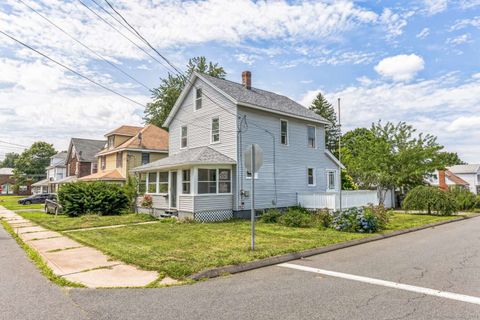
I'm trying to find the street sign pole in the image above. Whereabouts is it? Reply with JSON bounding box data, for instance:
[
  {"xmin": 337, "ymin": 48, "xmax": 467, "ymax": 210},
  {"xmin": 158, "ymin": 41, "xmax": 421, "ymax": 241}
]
[{"xmin": 251, "ymin": 144, "xmax": 255, "ymax": 250}]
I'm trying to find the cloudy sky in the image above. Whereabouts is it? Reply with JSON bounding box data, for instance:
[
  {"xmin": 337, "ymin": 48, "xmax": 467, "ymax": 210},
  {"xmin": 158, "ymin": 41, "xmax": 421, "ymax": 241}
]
[{"xmin": 0, "ymin": 0, "xmax": 479, "ymax": 162}]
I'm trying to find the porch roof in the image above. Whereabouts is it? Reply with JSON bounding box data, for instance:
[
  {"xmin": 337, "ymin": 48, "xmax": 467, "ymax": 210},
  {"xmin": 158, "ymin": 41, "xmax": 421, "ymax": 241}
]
[
  {"xmin": 31, "ymin": 178, "xmax": 49, "ymax": 187},
  {"xmin": 51, "ymin": 176, "xmax": 77, "ymax": 185},
  {"xmin": 132, "ymin": 146, "xmax": 236, "ymax": 172},
  {"xmin": 79, "ymin": 169, "xmax": 125, "ymax": 181}
]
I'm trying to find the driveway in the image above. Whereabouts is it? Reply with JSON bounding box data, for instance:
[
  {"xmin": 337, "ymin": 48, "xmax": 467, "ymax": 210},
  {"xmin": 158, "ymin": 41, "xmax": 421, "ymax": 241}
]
[{"xmin": 2, "ymin": 216, "xmax": 480, "ymax": 319}]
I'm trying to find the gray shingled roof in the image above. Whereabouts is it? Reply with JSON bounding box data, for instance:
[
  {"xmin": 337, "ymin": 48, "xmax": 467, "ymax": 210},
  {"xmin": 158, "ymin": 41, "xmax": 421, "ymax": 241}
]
[
  {"xmin": 199, "ymin": 73, "xmax": 329, "ymax": 123},
  {"xmin": 132, "ymin": 146, "xmax": 236, "ymax": 172},
  {"xmin": 71, "ymin": 138, "xmax": 106, "ymax": 162},
  {"xmin": 448, "ymin": 164, "xmax": 480, "ymax": 174}
]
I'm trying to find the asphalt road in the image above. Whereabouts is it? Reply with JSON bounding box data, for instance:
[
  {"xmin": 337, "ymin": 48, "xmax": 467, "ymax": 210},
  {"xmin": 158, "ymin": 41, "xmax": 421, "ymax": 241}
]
[{"xmin": 2, "ymin": 217, "xmax": 480, "ymax": 320}]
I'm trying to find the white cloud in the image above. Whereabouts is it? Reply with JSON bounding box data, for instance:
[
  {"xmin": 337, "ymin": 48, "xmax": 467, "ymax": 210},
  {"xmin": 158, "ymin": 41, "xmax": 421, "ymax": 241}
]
[
  {"xmin": 459, "ymin": 0, "xmax": 480, "ymax": 9},
  {"xmin": 416, "ymin": 28, "xmax": 430, "ymax": 39},
  {"xmin": 450, "ymin": 16, "xmax": 480, "ymax": 30},
  {"xmin": 379, "ymin": 8, "xmax": 408, "ymax": 39},
  {"xmin": 235, "ymin": 53, "xmax": 257, "ymax": 65},
  {"xmin": 424, "ymin": 0, "xmax": 448, "ymax": 15},
  {"xmin": 446, "ymin": 33, "xmax": 472, "ymax": 45},
  {"xmin": 374, "ymin": 54, "xmax": 425, "ymax": 82},
  {"xmin": 299, "ymin": 74, "xmax": 480, "ymax": 162}
]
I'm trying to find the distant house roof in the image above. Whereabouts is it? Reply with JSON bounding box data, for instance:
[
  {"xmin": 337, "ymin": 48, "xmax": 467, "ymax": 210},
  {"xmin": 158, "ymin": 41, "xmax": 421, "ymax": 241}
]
[
  {"xmin": 54, "ymin": 151, "xmax": 68, "ymax": 160},
  {"xmin": 132, "ymin": 146, "xmax": 236, "ymax": 172},
  {"xmin": 70, "ymin": 138, "xmax": 107, "ymax": 162},
  {"xmin": 448, "ymin": 164, "xmax": 480, "ymax": 174},
  {"xmin": 31, "ymin": 178, "xmax": 49, "ymax": 187},
  {"xmin": 0, "ymin": 168, "xmax": 14, "ymax": 175},
  {"xmin": 105, "ymin": 125, "xmax": 143, "ymax": 137},
  {"xmin": 79, "ymin": 169, "xmax": 125, "ymax": 181},
  {"xmin": 97, "ymin": 124, "xmax": 169, "ymax": 156},
  {"xmin": 164, "ymin": 72, "xmax": 330, "ymax": 126},
  {"xmin": 47, "ymin": 151, "xmax": 68, "ymax": 168}
]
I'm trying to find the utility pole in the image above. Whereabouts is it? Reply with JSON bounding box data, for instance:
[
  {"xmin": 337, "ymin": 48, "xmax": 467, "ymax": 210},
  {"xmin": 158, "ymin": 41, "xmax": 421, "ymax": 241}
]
[
  {"xmin": 338, "ymin": 98, "xmax": 342, "ymax": 212},
  {"xmin": 250, "ymin": 144, "xmax": 255, "ymax": 250}
]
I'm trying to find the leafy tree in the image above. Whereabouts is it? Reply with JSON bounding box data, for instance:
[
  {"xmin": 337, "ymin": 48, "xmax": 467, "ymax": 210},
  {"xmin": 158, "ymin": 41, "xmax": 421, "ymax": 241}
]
[
  {"xmin": 0, "ymin": 152, "xmax": 19, "ymax": 168},
  {"xmin": 309, "ymin": 92, "xmax": 340, "ymax": 156},
  {"xmin": 14, "ymin": 141, "xmax": 56, "ymax": 181},
  {"xmin": 341, "ymin": 122, "xmax": 445, "ymax": 204},
  {"xmin": 144, "ymin": 56, "xmax": 226, "ymax": 129},
  {"xmin": 436, "ymin": 152, "xmax": 465, "ymax": 167},
  {"xmin": 402, "ymin": 185, "xmax": 457, "ymax": 215},
  {"xmin": 124, "ymin": 175, "xmax": 139, "ymax": 212},
  {"xmin": 341, "ymin": 170, "xmax": 358, "ymax": 190}
]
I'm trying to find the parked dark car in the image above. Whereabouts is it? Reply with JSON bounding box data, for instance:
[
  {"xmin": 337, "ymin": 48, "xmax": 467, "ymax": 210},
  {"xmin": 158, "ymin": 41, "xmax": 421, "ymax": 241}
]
[
  {"xmin": 17, "ymin": 193, "xmax": 55, "ymax": 205},
  {"xmin": 45, "ymin": 195, "xmax": 63, "ymax": 215}
]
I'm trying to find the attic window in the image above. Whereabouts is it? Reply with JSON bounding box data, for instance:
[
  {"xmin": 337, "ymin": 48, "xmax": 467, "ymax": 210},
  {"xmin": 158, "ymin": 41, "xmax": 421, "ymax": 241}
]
[
  {"xmin": 195, "ymin": 88, "xmax": 202, "ymax": 110},
  {"xmin": 108, "ymin": 136, "xmax": 115, "ymax": 148}
]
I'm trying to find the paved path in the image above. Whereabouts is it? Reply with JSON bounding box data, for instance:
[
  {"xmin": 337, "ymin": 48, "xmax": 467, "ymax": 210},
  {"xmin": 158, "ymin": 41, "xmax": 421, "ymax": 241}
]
[
  {"xmin": 2, "ymin": 209, "xmax": 480, "ymax": 319},
  {"xmin": 0, "ymin": 207, "xmax": 159, "ymax": 288}
]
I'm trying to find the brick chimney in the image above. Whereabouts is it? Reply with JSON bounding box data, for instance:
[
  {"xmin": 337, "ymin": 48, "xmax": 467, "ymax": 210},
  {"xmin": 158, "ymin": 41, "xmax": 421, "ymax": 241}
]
[
  {"xmin": 242, "ymin": 71, "xmax": 251, "ymax": 89},
  {"xmin": 438, "ymin": 170, "xmax": 448, "ymax": 190}
]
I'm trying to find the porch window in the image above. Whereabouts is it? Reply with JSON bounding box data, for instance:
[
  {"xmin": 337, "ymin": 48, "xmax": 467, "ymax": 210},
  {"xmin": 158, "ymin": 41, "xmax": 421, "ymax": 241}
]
[
  {"xmin": 138, "ymin": 173, "xmax": 146, "ymax": 194},
  {"xmin": 141, "ymin": 153, "xmax": 150, "ymax": 165},
  {"xmin": 116, "ymin": 152, "xmax": 123, "ymax": 168},
  {"xmin": 195, "ymin": 88, "xmax": 202, "ymax": 110},
  {"xmin": 326, "ymin": 170, "xmax": 336, "ymax": 190},
  {"xmin": 211, "ymin": 117, "xmax": 220, "ymax": 143},
  {"xmin": 307, "ymin": 126, "xmax": 316, "ymax": 148},
  {"xmin": 159, "ymin": 172, "xmax": 169, "ymax": 193},
  {"xmin": 280, "ymin": 120, "xmax": 288, "ymax": 145},
  {"xmin": 198, "ymin": 169, "xmax": 217, "ymax": 194},
  {"xmin": 181, "ymin": 126, "xmax": 188, "ymax": 148},
  {"xmin": 219, "ymin": 169, "xmax": 231, "ymax": 193},
  {"xmin": 148, "ymin": 172, "xmax": 157, "ymax": 193},
  {"xmin": 182, "ymin": 169, "xmax": 191, "ymax": 194},
  {"xmin": 307, "ymin": 168, "xmax": 315, "ymax": 186}
]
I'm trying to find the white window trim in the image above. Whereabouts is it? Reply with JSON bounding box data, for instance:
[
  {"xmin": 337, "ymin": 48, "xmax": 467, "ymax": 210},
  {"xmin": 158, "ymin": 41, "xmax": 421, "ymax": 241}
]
[
  {"xmin": 196, "ymin": 168, "xmax": 233, "ymax": 195},
  {"xmin": 194, "ymin": 87, "xmax": 202, "ymax": 111},
  {"xmin": 326, "ymin": 169, "xmax": 337, "ymax": 191},
  {"xmin": 280, "ymin": 119, "xmax": 289, "ymax": 146},
  {"xmin": 307, "ymin": 125, "xmax": 316, "ymax": 149},
  {"xmin": 145, "ymin": 171, "xmax": 169, "ymax": 195},
  {"xmin": 180, "ymin": 126, "xmax": 188, "ymax": 149},
  {"xmin": 182, "ymin": 169, "xmax": 191, "ymax": 194},
  {"xmin": 307, "ymin": 168, "xmax": 316, "ymax": 186},
  {"xmin": 210, "ymin": 116, "xmax": 220, "ymax": 144}
]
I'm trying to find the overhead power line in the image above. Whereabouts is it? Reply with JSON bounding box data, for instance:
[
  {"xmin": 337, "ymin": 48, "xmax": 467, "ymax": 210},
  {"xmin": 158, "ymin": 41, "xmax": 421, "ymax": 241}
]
[
  {"xmin": 0, "ymin": 140, "xmax": 28, "ymax": 148},
  {"xmin": 0, "ymin": 29, "xmax": 146, "ymax": 107}
]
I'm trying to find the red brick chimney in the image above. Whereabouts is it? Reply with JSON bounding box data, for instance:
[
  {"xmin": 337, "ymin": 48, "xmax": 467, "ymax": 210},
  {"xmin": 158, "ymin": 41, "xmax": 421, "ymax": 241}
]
[
  {"xmin": 438, "ymin": 170, "xmax": 448, "ymax": 190},
  {"xmin": 242, "ymin": 71, "xmax": 251, "ymax": 89}
]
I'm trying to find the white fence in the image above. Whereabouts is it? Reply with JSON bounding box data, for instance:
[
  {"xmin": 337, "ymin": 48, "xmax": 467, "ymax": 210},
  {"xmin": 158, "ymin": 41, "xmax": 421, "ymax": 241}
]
[{"xmin": 297, "ymin": 190, "xmax": 393, "ymax": 210}]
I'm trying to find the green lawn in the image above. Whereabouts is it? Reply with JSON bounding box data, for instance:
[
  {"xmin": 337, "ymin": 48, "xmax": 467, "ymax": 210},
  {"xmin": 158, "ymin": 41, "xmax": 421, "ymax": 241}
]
[
  {"xmin": 16, "ymin": 211, "xmax": 157, "ymax": 231},
  {"xmin": 0, "ymin": 195, "xmax": 43, "ymax": 211},
  {"xmin": 61, "ymin": 213, "xmax": 461, "ymax": 279}
]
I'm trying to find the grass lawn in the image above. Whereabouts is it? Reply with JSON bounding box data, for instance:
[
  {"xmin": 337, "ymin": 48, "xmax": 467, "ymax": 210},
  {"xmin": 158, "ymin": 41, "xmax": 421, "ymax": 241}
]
[
  {"xmin": 0, "ymin": 195, "xmax": 43, "ymax": 211},
  {"xmin": 16, "ymin": 211, "xmax": 157, "ymax": 231},
  {"xmin": 62, "ymin": 212, "xmax": 462, "ymax": 279}
]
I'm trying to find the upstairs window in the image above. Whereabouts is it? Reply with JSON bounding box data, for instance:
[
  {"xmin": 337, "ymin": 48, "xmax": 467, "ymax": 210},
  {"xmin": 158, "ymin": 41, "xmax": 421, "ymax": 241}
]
[
  {"xmin": 92, "ymin": 162, "xmax": 98, "ymax": 174},
  {"xmin": 280, "ymin": 120, "xmax": 288, "ymax": 145},
  {"xmin": 100, "ymin": 156, "xmax": 106, "ymax": 170},
  {"xmin": 195, "ymin": 88, "xmax": 202, "ymax": 110},
  {"xmin": 108, "ymin": 136, "xmax": 115, "ymax": 149},
  {"xmin": 182, "ymin": 170, "xmax": 191, "ymax": 194},
  {"xmin": 211, "ymin": 117, "xmax": 220, "ymax": 143},
  {"xmin": 116, "ymin": 152, "xmax": 123, "ymax": 168},
  {"xmin": 181, "ymin": 126, "xmax": 188, "ymax": 148},
  {"xmin": 141, "ymin": 152, "xmax": 150, "ymax": 165},
  {"xmin": 307, "ymin": 126, "xmax": 316, "ymax": 148}
]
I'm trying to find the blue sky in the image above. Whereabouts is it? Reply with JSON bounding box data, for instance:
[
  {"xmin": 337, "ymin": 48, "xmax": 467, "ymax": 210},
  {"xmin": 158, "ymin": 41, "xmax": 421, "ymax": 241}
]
[{"xmin": 0, "ymin": 0, "xmax": 479, "ymax": 161}]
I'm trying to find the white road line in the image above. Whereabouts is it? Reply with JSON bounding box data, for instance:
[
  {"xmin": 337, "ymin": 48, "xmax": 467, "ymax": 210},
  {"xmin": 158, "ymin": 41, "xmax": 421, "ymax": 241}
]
[{"xmin": 278, "ymin": 263, "xmax": 480, "ymax": 306}]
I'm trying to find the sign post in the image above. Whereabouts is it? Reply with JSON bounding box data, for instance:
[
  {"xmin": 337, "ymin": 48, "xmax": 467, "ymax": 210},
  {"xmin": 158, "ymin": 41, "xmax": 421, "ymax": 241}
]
[{"xmin": 244, "ymin": 144, "xmax": 263, "ymax": 250}]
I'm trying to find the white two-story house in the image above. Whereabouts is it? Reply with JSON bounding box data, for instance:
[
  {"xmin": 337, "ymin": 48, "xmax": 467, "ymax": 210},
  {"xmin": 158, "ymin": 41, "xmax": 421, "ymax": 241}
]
[{"xmin": 133, "ymin": 71, "xmax": 342, "ymax": 221}]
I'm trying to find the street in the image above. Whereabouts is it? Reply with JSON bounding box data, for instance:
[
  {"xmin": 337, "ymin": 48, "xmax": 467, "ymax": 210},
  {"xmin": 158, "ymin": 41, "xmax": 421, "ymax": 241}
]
[{"xmin": 2, "ymin": 217, "xmax": 479, "ymax": 320}]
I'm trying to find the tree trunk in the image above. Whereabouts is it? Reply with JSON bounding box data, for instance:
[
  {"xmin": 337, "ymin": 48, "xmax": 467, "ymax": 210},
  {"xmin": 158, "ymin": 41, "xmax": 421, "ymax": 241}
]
[{"xmin": 377, "ymin": 186, "xmax": 386, "ymax": 206}]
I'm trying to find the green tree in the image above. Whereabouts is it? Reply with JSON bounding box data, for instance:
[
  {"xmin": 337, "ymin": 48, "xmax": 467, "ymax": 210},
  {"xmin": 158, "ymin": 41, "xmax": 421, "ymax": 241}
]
[
  {"xmin": 144, "ymin": 56, "xmax": 226, "ymax": 129},
  {"xmin": 14, "ymin": 141, "xmax": 56, "ymax": 182},
  {"xmin": 341, "ymin": 170, "xmax": 358, "ymax": 190},
  {"xmin": 0, "ymin": 152, "xmax": 19, "ymax": 168},
  {"xmin": 309, "ymin": 92, "xmax": 340, "ymax": 156},
  {"xmin": 436, "ymin": 151, "xmax": 465, "ymax": 167},
  {"xmin": 341, "ymin": 122, "xmax": 444, "ymax": 204}
]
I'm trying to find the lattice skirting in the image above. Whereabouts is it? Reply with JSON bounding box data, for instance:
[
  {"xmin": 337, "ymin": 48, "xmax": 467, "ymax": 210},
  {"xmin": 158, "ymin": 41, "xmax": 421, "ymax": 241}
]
[{"xmin": 195, "ymin": 209, "xmax": 233, "ymax": 222}]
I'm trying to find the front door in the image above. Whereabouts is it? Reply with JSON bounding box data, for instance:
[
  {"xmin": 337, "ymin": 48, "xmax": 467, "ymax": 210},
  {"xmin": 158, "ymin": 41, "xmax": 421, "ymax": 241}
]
[{"xmin": 170, "ymin": 171, "xmax": 177, "ymax": 208}]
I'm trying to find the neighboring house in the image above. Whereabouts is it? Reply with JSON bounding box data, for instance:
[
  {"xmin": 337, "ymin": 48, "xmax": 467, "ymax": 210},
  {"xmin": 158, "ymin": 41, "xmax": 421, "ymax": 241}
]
[
  {"xmin": 448, "ymin": 164, "xmax": 480, "ymax": 194},
  {"xmin": 80, "ymin": 124, "xmax": 169, "ymax": 183},
  {"xmin": 426, "ymin": 169, "xmax": 470, "ymax": 191},
  {"xmin": 31, "ymin": 179, "xmax": 49, "ymax": 194},
  {"xmin": 0, "ymin": 168, "xmax": 15, "ymax": 194},
  {"xmin": 64, "ymin": 138, "xmax": 107, "ymax": 183},
  {"xmin": 46, "ymin": 151, "xmax": 67, "ymax": 192},
  {"xmin": 132, "ymin": 71, "xmax": 342, "ymax": 221}
]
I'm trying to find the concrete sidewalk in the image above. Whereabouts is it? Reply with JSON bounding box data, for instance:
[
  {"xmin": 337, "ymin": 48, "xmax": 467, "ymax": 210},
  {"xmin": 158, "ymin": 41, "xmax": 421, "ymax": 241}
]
[{"xmin": 0, "ymin": 206, "xmax": 161, "ymax": 288}]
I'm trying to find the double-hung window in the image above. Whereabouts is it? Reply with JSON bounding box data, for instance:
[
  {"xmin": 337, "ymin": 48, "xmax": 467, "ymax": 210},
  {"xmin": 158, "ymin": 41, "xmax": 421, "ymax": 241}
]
[
  {"xmin": 138, "ymin": 173, "xmax": 146, "ymax": 194},
  {"xmin": 182, "ymin": 170, "xmax": 191, "ymax": 194},
  {"xmin": 197, "ymin": 168, "xmax": 232, "ymax": 194},
  {"xmin": 307, "ymin": 126, "xmax": 316, "ymax": 148},
  {"xmin": 100, "ymin": 156, "xmax": 106, "ymax": 170},
  {"xmin": 159, "ymin": 172, "xmax": 169, "ymax": 193},
  {"xmin": 326, "ymin": 170, "xmax": 336, "ymax": 191},
  {"xmin": 195, "ymin": 88, "xmax": 202, "ymax": 110},
  {"xmin": 218, "ymin": 169, "xmax": 231, "ymax": 193},
  {"xmin": 211, "ymin": 117, "xmax": 220, "ymax": 143},
  {"xmin": 147, "ymin": 172, "xmax": 157, "ymax": 193},
  {"xmin": 280, "ymin": 120, "xmax": 288, "ymax": 145},
  {"xmin": 181, "ymin": 126, "xmax": 188, "ymax": 148},
  {"xmin": 141, "ymin": 153, "xmax": 150, "ymax": 165},
  {"xmin": 116, "ymin": 152, "xmax": 123, "ymax": 168},
  {"xmin": 307, "ymin": 168, "xmax": 315, "ymax": 186}
]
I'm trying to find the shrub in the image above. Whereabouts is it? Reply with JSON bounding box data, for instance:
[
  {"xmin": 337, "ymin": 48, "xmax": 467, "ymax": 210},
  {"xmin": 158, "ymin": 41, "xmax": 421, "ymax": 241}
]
[
  {"xmin": 402, "ymin": 186, "xmax": 457, "ymax": 216},
  {"xmin": 260, "ymin": 209, "xmax": 282, "ymax": 223},
  {"xmin": 331, "ymin": 207, "xmax": 379, "ymax": 233},
  {"xmin": 476, "ymin": 195, "xmax": 480, "ymax": 209},
  {"xmin": 312, "ymin": 208, "xmax": 332, "ymax": 228},
  {"xmin": 58, "ymin": 181, "xmax": 129, "ymax": 217},
  {"xmin": 278, "ymin": 208, "xmax": 313, "ymax": 228},
  {"xmin": 140, "ymin": 194, "xmax": 153, "ymax": 208},
  {"xmin": 449, "ymin": 186, "xmax": 476, "ymax": 211},
  {"xmin": 364, "ymin": 204, "xmax": 391, "ymax": 230}
]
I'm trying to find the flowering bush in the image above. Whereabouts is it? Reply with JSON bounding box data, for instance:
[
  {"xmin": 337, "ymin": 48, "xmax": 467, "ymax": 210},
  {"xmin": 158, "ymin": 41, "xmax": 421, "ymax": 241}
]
[
  {"xmin": 140, "ymin": 194, "xmax": 153, "ymax": 208},
  {"xmin": 331, "ymin": 207, "xmax": 379, "ymax": 233}
]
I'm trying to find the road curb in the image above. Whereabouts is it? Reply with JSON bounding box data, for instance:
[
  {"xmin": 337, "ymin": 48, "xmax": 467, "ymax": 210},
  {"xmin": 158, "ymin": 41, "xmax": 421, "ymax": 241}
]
[{"xmin": 190, "ymin": 213, "xmax": 480, "ymax": 280}]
